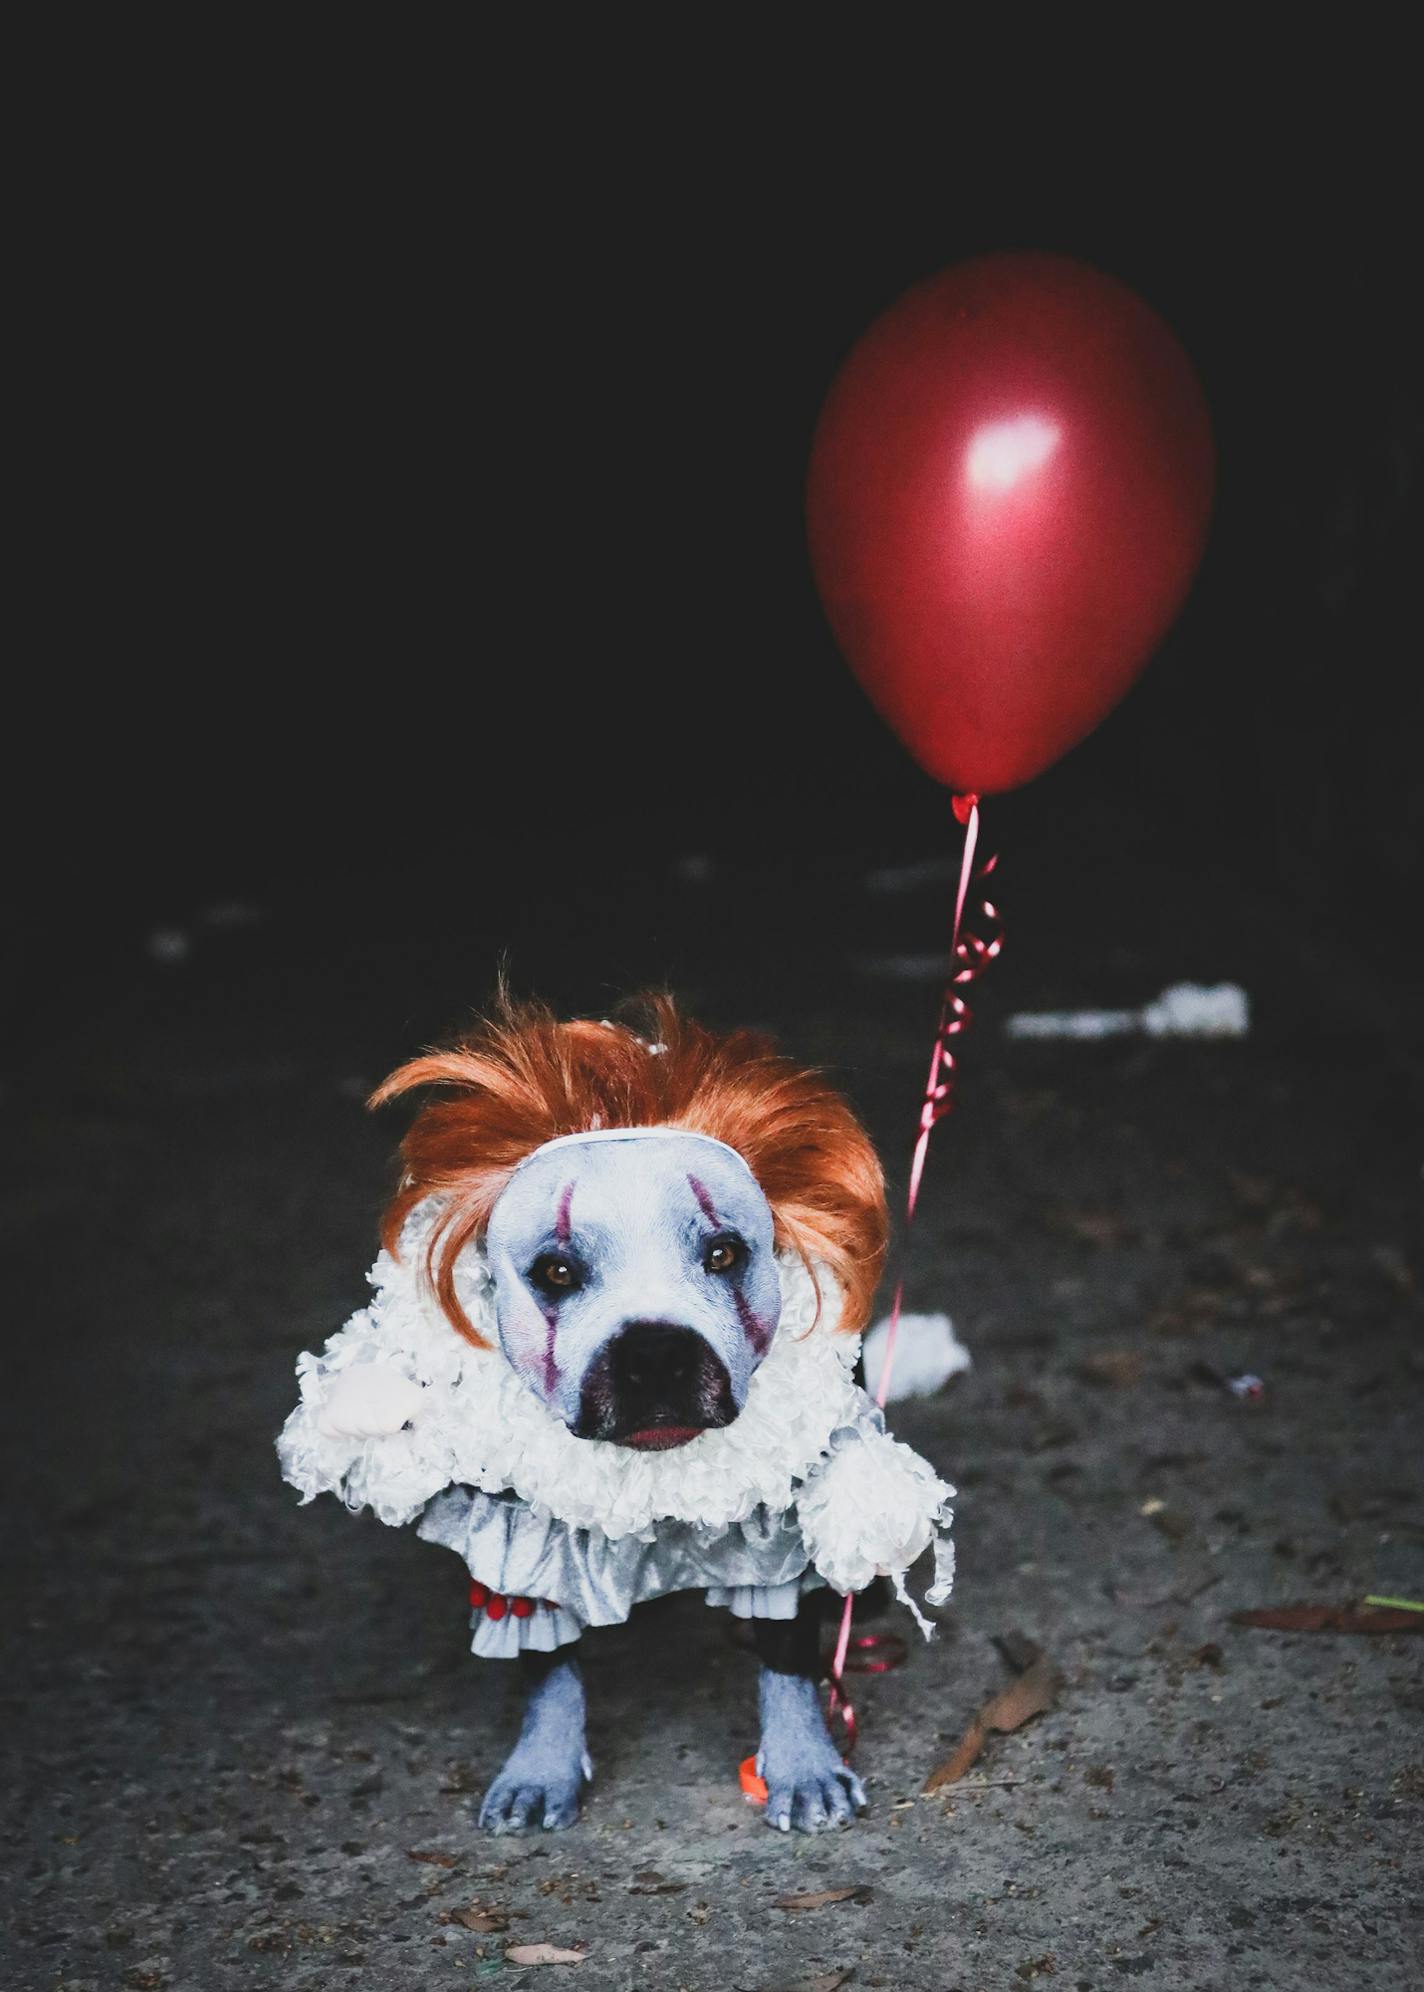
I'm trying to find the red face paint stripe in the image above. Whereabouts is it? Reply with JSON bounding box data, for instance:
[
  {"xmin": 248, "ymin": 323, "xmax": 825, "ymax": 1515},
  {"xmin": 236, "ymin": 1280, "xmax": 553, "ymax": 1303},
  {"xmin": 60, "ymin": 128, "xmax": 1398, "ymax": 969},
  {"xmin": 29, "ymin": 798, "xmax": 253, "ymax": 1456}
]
[
  {"xmin": 733, "ymin": 1285, "xmax": 773, "ymax": 1358},
  {"xmin": 543, "ymin": 1180, "xmax": 575, "ymax": 1393},
  {"xmin": 687, "ymin": 1174, "xmax": 720, "ymax": 1227},
  {"xmin": 541, "ymin": 1309, "xmax": 562, "ymax": 1394}
]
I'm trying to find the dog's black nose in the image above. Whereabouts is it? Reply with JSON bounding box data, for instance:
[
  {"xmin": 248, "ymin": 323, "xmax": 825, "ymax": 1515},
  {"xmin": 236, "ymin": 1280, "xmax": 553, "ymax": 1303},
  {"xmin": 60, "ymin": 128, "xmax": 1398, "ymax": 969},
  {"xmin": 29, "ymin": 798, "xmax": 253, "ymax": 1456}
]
[
  {"xmin": 574, "ymin": 1322, "xmax": 736, "ymax": 1446},
  {"xmin": 613, "ymin": 1322, "xmax": 698, "ymax": 1389}
]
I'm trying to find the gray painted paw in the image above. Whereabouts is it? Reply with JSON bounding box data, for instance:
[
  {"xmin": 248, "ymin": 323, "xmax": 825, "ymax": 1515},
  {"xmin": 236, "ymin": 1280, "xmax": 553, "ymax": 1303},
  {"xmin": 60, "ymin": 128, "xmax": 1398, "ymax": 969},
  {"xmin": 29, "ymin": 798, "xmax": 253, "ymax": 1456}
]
[
  {"xmin": 760, "ymin": 1749, "xmax": 866, "ymax": 1833},
  {"xmin": 478, "ymin": 1747, "xmax": 590, "ymax": 1834},
  {"xmin": 757, "ymin": 1666, "xmax": 866, "ymax": 1832}
]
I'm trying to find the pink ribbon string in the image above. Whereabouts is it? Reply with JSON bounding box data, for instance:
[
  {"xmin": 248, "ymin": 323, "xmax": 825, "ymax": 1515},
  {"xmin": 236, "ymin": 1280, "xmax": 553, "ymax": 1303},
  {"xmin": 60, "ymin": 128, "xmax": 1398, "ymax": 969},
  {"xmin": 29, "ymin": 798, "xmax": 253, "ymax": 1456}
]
[{"xmin": 825, "ymin": 793, "xmax": 1003, "ymax": 1748}]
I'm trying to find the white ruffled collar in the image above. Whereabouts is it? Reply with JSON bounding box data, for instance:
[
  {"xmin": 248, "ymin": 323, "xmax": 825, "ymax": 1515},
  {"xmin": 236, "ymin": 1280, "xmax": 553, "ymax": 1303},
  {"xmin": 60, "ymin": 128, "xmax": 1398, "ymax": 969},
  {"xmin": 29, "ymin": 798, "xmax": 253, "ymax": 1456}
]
[{"xmin": 281, "ymin": 1203, "xmax": 869, "ymax": 1541}]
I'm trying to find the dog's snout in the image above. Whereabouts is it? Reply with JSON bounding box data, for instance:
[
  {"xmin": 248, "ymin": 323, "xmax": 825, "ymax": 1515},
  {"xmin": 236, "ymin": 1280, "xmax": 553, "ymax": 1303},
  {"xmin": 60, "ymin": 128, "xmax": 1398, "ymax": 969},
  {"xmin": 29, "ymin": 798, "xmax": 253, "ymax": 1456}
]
[{"xmin": 574, "ymin": 1321, "xmax": 736, "ymax": 1447}]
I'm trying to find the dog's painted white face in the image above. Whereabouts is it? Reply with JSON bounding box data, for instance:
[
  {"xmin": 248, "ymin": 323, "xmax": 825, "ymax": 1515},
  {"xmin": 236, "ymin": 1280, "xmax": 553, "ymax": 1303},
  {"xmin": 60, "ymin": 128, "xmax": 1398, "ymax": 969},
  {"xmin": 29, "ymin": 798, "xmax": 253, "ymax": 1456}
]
[{"xmin": 484, "ymin": 1134, "xmax": 781, "ymax": 1448}]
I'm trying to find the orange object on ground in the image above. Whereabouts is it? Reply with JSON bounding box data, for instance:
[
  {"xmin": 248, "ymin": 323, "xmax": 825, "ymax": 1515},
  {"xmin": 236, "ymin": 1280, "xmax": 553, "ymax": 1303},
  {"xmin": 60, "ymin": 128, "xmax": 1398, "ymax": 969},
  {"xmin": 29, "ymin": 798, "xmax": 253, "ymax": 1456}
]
[{"xmin": 738, "ymin": 1755, "xmax": 768, "ymax": 1805}]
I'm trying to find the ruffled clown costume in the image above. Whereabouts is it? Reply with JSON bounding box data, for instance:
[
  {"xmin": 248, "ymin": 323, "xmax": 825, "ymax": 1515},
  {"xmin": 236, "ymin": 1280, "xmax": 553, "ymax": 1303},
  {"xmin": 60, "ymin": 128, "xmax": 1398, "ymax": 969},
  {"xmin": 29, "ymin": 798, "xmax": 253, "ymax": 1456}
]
[{"xmin": 276, "ymin": 1200, "xmax": 955, "ymax": 1658}]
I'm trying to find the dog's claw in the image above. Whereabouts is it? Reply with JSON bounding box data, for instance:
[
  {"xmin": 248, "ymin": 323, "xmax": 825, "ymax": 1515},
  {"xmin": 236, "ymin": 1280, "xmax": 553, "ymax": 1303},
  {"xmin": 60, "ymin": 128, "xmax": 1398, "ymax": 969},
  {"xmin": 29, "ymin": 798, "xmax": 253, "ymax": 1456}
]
[
  {"xmin": 478, "ymin": 1734, "xmax": 588, "ymax": 1834},
  {"xmin": 479, "ymin": 1766, "xmax": 585, "ymax": 1834},
  {"xmin": 763, "ymin": 1763, "xmax": 864, "ymax": 1832}
]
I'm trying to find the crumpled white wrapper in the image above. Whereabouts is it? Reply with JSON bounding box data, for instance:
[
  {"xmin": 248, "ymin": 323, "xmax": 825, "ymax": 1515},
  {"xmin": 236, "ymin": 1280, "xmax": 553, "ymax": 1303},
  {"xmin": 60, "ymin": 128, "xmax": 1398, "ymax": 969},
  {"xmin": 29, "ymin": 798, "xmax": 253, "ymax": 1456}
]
[{"xmin": 862, "ymin": 1310, "xmax": 972, "ymax": 1402}]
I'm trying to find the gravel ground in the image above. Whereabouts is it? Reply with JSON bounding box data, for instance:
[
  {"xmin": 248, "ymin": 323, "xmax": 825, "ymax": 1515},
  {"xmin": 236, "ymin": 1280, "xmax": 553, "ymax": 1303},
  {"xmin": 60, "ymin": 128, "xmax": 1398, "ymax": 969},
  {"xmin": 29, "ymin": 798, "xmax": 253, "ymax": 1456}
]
[{"xmin": 4, "ymin": 823, "xmax": 1421, "ymax": 1991}]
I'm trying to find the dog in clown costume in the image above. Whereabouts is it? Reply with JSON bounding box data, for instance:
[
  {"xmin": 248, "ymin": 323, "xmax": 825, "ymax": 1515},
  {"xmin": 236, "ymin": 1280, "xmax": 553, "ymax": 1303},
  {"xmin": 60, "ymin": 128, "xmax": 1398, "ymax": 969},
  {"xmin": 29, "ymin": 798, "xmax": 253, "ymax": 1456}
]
[{"xmin": 277, "ymin": 996, "xmax": 954, "ymax": 1834}]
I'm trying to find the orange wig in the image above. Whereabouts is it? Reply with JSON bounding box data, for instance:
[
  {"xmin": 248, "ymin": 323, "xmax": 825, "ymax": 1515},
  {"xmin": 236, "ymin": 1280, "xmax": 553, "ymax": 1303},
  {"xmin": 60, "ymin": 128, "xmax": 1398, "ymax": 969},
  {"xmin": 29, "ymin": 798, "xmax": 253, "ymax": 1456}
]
[{"xmin": 370, "ymin": 994, "xmax": 888, "ymax": 1349}]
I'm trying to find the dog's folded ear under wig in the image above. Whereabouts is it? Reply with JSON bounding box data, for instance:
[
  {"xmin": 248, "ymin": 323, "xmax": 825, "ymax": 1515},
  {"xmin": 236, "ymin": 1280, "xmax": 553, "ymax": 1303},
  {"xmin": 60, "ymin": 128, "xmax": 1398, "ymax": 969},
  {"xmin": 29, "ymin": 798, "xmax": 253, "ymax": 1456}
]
[{"xmin": 369, "ymin": 993, "xmax": 888, "ymax": 1349}]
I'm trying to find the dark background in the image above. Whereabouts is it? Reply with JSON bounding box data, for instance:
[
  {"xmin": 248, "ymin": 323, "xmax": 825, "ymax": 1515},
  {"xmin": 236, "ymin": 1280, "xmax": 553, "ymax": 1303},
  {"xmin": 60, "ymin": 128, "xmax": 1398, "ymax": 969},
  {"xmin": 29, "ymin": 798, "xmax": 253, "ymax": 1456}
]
[{"xmin": 14, "ymin": 75, "xmax": 1421, "ymax": 1044}]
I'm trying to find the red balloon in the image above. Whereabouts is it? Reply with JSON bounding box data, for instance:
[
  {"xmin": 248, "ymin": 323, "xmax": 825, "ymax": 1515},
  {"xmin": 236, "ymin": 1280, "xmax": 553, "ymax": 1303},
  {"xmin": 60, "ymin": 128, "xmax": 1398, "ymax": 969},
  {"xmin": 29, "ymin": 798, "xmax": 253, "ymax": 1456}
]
[{"xmin": 806, "ymin": 252, "xmax": 1215, "ymax": 794}]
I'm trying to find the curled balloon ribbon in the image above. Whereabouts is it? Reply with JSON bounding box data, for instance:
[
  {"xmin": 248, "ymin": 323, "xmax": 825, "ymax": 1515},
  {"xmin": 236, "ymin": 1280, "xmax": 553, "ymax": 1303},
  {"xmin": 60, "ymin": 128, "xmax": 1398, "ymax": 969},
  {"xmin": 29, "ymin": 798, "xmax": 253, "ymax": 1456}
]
[
  {"xmin": 824, "ymin": 793, "xmax": 1003, "ymax": 1752},
  {"xmin": 739, "ymin": 800, "xmax": 1000, "ymax": 1801}
]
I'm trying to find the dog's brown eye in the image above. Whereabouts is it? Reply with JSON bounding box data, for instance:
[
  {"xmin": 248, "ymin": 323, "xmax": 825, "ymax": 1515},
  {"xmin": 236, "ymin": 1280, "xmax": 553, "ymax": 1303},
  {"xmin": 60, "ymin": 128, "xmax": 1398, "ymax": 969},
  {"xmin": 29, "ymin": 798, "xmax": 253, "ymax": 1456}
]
[
  {"xmin": 704, "ymin": 1237, "xmax": 744, "ymax": 1275},
  {"xmin": 530, "ymin": 1254, "xmax": 581, "ymax": 1296}
]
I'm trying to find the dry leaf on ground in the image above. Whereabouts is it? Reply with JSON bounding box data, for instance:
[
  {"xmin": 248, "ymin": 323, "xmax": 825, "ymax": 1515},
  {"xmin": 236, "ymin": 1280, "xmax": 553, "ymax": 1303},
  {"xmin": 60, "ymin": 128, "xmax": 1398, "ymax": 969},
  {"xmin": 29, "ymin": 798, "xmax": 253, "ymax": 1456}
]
[
  {"xmin": 924, "ymin": 1636, "xmax": 1062, "ymax": 1793},
  {"xmin": 1232, "ymin": 1604, "xmax": 1423, "ymax": 1634},
  {"xmin": 451, "ymin": 1907, "xmax": 509, "ymax": 1933},
  {"xmin": 1077, "ymin": 1349, "xmax": 1145, "ymax": 1388},
  {"xmin": 407, "ymin": 1848, "xmax": 459, "ymax": 1868},
  {"xmin": 774, "ymin": 1885, "xmax": 873, "ymax": 1911},
  {"xmin": 504, "ymin": 1942, "xmax": 588, "ymax": 1965}
]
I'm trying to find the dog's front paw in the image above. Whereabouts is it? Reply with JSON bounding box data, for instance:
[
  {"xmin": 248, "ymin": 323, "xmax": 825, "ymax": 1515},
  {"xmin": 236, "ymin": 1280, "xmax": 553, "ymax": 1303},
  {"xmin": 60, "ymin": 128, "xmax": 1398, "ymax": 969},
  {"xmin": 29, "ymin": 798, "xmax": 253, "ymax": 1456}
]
[
  {"xmin": 761, "ymin": 1750, "xmax": 866, "ymax": 1834},
  {"xmin": 478, "ymin": 1744, "xmax": 591, "ymax": 1834},
  {"xmin": 757, "ymin": 1670, "xmax": 866, "ymax": 1832}
]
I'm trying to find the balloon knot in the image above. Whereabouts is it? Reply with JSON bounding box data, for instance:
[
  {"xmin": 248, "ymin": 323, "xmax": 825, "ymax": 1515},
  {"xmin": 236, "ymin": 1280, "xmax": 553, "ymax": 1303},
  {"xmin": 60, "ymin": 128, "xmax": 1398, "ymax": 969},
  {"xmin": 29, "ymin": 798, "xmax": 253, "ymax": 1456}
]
[{"xmin": 951, "ymin": 793, "xmax": 979, "ymax": 825}]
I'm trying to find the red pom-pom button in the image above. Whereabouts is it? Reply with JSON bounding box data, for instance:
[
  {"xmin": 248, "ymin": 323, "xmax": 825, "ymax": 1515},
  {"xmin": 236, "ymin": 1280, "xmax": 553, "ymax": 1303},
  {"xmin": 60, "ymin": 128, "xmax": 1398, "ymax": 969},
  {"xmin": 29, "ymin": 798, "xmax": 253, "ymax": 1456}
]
[
  {"xmin": 511, "ymin": 1596, "xmax": 534, "ymax": 1619},
  {"xmin": 486, "ymin": 1594, "xmax": 507, "ymax": 1621},
  {"xmin": 469, "ymin": 1581, "xmax": 488, "ymax": 1609}
]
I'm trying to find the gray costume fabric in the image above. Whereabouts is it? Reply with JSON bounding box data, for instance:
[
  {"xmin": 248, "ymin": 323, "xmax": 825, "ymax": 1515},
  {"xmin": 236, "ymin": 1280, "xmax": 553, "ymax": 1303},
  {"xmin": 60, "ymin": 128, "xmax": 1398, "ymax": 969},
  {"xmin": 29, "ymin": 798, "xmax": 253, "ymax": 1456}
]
[{"xmin": 418, "ymin": 1487, "xmax": 824, "ymax": 1657}]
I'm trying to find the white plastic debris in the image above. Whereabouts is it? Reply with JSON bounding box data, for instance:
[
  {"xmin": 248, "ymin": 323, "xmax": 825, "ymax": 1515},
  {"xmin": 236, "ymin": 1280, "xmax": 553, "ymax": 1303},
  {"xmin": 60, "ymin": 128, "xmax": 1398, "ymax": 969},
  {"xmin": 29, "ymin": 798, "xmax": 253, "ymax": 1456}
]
[
  {"xmin": 1004, "ymin": 982, "xmax": 1249, "ymax": 1042},
  {"xmin": 1142, "ymin": 983, "xmax": 1249, "ymax": 1037},
  {"xmin": 862, "ymin": 1311, "xmax": 972, "ymax": 1403},
  {"xmin": 146, "ymin": 927, "xmax": 191, "ymax": 965}
]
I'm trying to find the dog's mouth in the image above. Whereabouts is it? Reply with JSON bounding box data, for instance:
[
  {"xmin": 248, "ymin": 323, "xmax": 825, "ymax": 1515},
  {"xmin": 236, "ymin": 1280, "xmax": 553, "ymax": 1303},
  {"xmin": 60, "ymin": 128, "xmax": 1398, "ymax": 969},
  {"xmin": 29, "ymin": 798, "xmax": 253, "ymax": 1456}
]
[{"xmin": 618, "ymin": 1423, "xmax": 706, "ymax": 1451}]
